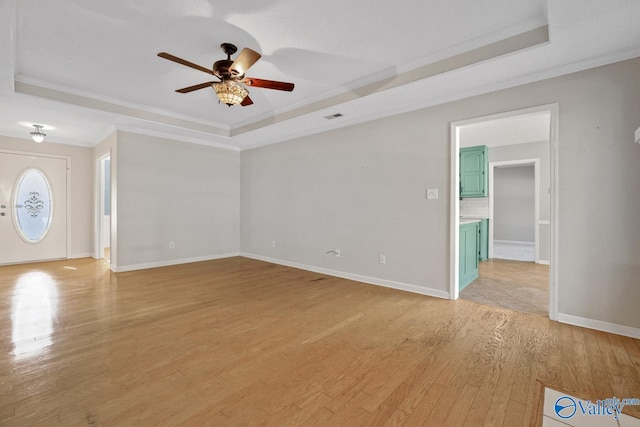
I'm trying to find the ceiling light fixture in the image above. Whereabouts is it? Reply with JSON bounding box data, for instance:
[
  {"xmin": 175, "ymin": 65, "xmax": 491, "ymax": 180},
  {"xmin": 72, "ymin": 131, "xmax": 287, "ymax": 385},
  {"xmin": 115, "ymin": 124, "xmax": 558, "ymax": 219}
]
[
  {"xmin": 212, "ymin": 81, "xmax": 248, "ymax": 107},
  {"xmin": 30, "ymin": 124, "xmax": 46, "ymax": 143}
]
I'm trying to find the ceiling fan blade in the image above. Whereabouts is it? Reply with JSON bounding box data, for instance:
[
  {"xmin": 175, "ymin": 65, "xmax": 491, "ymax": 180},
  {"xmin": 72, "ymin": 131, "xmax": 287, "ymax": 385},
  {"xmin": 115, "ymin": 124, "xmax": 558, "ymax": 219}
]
[
  {"xmin": 230, "ymin": 48, "xmax": 261, "ymax": 76},
  {"xmin": 243, "ymin": 77, "xmax": 294, "ymax": 92},
  {"xmin": 175, "ymin": 81, "xmax": 216, "ymax": 93},
  {"xmin": 158, "ymin": 52, "xmax": 213, "ymax": 75},
  {"xmin": 241, "ymin": 95, "xmax": 254, "ymax": 106}
]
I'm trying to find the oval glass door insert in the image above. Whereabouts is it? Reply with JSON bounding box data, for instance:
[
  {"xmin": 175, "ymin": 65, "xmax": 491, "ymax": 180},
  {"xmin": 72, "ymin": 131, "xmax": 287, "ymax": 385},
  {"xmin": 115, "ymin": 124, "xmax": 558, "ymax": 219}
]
[{"xmin": 14, "ymin": 169, "xmax": 53, "ymax": 242}]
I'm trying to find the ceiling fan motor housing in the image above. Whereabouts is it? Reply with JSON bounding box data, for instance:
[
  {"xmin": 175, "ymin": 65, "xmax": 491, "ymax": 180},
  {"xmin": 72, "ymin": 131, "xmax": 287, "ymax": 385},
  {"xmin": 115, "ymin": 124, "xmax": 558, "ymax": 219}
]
[{"xmin": 213, "ymin": 59, "xmax": 236, "ymax": 79}]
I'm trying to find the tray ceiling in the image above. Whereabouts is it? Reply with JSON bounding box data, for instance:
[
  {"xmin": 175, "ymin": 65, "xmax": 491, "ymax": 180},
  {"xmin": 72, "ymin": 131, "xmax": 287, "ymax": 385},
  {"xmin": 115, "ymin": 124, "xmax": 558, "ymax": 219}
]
[{"xmin": 1, "ymin": 0, "xmax": 639, "ymax": 149}]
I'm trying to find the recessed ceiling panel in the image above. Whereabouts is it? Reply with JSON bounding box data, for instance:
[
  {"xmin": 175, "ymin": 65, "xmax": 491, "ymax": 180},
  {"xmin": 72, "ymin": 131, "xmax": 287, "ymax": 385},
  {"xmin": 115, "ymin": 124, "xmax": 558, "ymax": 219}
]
[{"xmin": 15, "ymin": 0, "xmax": 545, "ymax": 127}]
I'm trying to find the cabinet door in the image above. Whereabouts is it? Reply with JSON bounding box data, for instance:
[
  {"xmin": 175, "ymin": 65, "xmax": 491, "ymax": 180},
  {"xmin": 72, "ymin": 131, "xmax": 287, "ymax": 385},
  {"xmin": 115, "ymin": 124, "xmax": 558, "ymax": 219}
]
[
  {"xmin": 479, "ymin": 219, "xmax": 489, "ymax": 261},
  {"xmin": 460, "ymin": 146, "xmax": 488, "ymax": 197},
  {"xmin": 459, "ymin": 223, "xmax": 479, "ymax": 290}
]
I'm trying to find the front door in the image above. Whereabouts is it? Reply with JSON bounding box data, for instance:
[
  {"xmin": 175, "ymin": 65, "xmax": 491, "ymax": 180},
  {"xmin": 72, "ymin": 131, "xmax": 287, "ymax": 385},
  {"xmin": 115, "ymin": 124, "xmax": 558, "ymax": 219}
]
[{"xmin": 0, "ymin": 152, "xmax": 67, "ymax": 265}]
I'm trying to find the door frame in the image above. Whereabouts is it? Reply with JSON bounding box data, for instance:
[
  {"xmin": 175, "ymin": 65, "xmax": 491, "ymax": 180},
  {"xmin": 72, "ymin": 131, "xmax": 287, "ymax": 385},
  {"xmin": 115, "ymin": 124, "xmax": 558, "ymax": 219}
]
[
  {"xmin": 0, "ymin": 149, "xmax": 71, "ymax": 261},
  {"xmin": 488, "ymin": 159, "xmax": 539, "ymax": 263},
  {"xmin": 449, "ymin": 103, "xmax": 559, "ymax": 321},
  {"xmin": 95, "ymin": 153, "xmax": 110, "ymax": 261}
]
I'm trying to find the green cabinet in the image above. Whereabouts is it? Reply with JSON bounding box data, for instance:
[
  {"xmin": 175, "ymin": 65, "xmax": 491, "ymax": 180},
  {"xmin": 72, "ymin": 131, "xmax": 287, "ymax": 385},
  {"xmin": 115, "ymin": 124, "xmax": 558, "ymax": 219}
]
[
  {"xmin": 459, "ymin": 222, "xmax": 479, "ymax": 290},
  {"xmin": 460, "ymin": 145, "xmax": 488, "ymax": 198},
  {"xmin": 478, "ymin": 219, "xmax": 489, "ymax": 261}
]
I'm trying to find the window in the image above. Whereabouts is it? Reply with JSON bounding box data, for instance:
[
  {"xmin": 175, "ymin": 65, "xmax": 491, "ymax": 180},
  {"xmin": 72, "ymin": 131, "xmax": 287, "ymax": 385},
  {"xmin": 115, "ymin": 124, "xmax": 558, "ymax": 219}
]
[{"xmin": 14, "ymin": 169, "xmax": 53, "ymax": 242}]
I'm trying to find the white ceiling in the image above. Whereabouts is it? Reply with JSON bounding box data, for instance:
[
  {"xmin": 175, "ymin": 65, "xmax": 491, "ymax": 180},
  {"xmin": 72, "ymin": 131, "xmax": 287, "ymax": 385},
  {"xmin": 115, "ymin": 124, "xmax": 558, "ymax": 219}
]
[{"xmin": 1, "ymin": 0, "xmax": 639, "ymax": 150}]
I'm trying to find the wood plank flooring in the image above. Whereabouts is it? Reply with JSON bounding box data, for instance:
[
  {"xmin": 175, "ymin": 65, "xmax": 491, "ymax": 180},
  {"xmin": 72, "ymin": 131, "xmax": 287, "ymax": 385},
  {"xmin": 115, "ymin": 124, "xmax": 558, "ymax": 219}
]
[
  {"xmin": 460, "ymin": 259, "xmax": 549, "ymax": 316},
  {"xmin": 1, "ymin": 257, "xmax": 638, "ymax": 425}
]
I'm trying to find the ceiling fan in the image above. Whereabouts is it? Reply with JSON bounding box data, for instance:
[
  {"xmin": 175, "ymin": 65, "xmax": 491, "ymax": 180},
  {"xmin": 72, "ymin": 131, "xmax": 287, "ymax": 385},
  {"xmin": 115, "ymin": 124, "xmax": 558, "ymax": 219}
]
[{"xmin": 157, "ymin": 43, "xmax": 294, "ymax": 107}]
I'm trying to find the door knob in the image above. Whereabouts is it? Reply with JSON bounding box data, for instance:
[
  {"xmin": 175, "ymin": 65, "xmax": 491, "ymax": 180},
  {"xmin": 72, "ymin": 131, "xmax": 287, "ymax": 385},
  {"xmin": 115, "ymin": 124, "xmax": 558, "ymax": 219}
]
[
  {"xmin": 0, "ymin": 212, "xmax": 5, "ymax": 216},
  {"xmin": 0, "ymin": 204, "xmax": 5, "ymax": 208}
]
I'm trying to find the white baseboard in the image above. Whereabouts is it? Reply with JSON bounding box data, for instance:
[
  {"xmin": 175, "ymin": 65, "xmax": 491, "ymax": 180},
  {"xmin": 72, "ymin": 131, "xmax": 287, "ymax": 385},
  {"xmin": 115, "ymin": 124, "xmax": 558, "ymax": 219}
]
[
  {"xmin": 70, "ymin": 252, "xmax": 94, "ymax": 259},
  {"xmin": 557, "ymin": 313, "xmax": 640, "ymax": 339},
  {"xmin": 493, "ymin": 239, "xmax": 535, "ymax": 262},
  {"xmin": 537, "ymin": 259, "xmax": 550, "ymax": 265},
  {"xmin": 240, "ymin": 252, "xmax": 450, "ymax": 300},
  {"xmin": 113, "ymin": 252, "xmax": 240, "ymax": 273}
]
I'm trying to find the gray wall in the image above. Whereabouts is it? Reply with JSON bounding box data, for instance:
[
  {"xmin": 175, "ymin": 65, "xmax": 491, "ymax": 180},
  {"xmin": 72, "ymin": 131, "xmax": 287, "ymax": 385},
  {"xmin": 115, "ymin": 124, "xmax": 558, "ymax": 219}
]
[
  {"xmin": 489, "ymin": 141, "xmax": 550, "ymax": 261},
  {"xmin": 489, "ymin": 141, "xmax": 550, "ymax": 221},
  {"xmin": 0, "ymin": 135, "xmax": 94, "ymax": 257},
  {"xmin": 115, "ymin": 131, "xmax": 240, "ymax": 269},
  {"xmin": 493, "ymin": 165, "xmax": 535, "ymax": 242},
  {"xmin": 241, "ymin": 116, "xmax": 449, "ymax": 290},
  {"xmin": 241, "ymin": 57, "xmax": 640, "ymax": 329}
]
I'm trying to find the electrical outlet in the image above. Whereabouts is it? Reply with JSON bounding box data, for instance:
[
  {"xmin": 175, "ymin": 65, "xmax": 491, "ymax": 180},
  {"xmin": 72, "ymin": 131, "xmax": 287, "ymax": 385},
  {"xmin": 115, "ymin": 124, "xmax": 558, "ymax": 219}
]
[
  {"xmin": 427, "ymin": 188, "xmax": 439, "ymax": 200},
  {"xmin": 379, "ymin": 254, "xmax": 386, "ymax": 264},
  {"xmin": 271, "ymin": 240, "xmax": 276, "ymax": 248},
  {"xmin": 169, "ymin": 241, "xmax": 175, "ymax": 249},
  {"xmin": 335, "ymin": 249, "xmax": 341, "ymax": 257}
]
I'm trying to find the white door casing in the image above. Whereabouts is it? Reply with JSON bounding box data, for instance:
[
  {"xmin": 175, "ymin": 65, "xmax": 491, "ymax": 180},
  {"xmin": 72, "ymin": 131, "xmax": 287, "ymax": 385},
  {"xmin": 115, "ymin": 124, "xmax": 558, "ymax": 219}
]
[
  {"xmin": 449, "ymin": 103, "xmax": 559, "ymax": 321},
  {"xmin": 0, "ymin": 152, "xmax": 68, "ymax": 265}
]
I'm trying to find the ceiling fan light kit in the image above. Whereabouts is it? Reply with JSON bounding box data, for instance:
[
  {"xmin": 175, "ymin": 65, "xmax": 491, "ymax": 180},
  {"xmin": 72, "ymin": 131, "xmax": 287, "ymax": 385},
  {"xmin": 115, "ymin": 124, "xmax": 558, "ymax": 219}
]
[
  {"xmin": 213, "ymin": 81, "xmax": 249, "ymax": 106},
  {"xmin": 158, "ymin": 43, "xmax": 294, "ymax": 108}
]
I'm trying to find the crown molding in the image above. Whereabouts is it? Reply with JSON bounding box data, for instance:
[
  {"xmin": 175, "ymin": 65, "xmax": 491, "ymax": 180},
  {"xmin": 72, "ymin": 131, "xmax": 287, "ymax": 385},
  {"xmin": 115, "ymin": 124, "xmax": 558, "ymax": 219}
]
[
  {"xmin": 239, "ymin": 47, "xmax": 640, "ymax": 151},
  {"xmin": 232, "ymin": 25, "xmax": 550, "ymax": 138},
  {"xmin": 113, "ymin": 124, "xmax": 239, "ymax": 152},
  {"xmin": 14, "ymin": 76, "xmax": 231, "ymax": 135},
  {"xmin": 231, "ymin": 17, "xmax": 549, "ymax": 132}
]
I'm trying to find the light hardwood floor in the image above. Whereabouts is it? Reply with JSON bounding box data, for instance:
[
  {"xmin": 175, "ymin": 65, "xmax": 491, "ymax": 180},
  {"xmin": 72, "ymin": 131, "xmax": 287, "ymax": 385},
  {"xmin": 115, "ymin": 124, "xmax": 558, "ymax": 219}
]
[
  {"xmin": 460, "ymin": 259, "xmax": 549, "ymax": 316},
  {"xmin": 1, "ymin": 257, "xmax": 638, "ymax": 426}
]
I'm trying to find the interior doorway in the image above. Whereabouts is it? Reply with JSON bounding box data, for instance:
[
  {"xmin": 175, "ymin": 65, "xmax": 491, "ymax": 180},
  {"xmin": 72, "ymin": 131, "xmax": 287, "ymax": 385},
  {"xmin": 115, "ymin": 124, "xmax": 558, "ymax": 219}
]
[
  {"xmin": 450, "ymin": 104, "xmax": 558, "ymax": 319},
  {"xmin": 98, "ymin": 154, "xmax": 111, "ymax": 263},
  {"xmin": 493, "ymin": 164, "xmax": 535, "ymax": 261}
]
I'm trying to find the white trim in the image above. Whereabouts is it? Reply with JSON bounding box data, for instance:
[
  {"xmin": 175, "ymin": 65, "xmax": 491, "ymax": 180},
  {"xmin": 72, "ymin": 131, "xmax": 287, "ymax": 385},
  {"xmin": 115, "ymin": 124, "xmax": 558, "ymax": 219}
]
[
  {"xmin": 537, "ymin": 260, "xmax": 550, "ymax": 265},
  {"xmin": 488, "ymin": 158, "xmax": 539, "ymax": 262},
  {"xmin": 450, "ymin": 103, "xmax": 559, "ymax": 322},
  {"xmin": 14, "ymin": 75, "xmax": 231, "ymax": 131},
  {"xmin": 95, "ymin": 153, "xmax": 110, "ymax": 261},
  {"xmin": 62, "ymin": 156, "xmax": 74, "ymax": 261},
  {"xmin": 112, "ymin": 252, "xmax": 240, "ymax": 273},
  {"xmin": 242, "ymin": 252, "xmax": 450, "ymax": 300},
  {"xmin": 70, "ymin": 252, "xmax": 93, "ymax": 259},
  {"xmin": 113, "ymin": 125, "xmax": 238, "ymax": 152},
  {"xmin": 0, "ymin": 257, "xmax": 65, "ymax": 266},
  {"xmin": 233, "ymin": 20, "xmax": 548, "ymax": 132},
  {"xmin": 0, "ymin": 148, "xmax": 70, "ymax": 161},
  {"xmin": 548, "ymin": 103, "xmax": 559, "ymax": 321},
  {"xmin": 492, "ymin": 239, "xmax": 535, "ymax": 262},
  {"xmin": 493, "ymin": 239, "xmax": 534, "ymax": 246},
  {"xmin": 557, "ymin": 313, "xmax": 640, "ymax": 339},
  {"xmin": 450, "ymin": 123, "xmax": 460, "ymax": 300}
]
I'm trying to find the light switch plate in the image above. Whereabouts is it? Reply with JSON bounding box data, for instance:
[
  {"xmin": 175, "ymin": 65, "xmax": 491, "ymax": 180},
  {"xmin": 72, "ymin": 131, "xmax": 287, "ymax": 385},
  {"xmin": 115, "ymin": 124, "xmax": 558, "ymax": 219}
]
[
  {"xmin": 427, "ymin": 188, "xmax": 438, "ymax": 200},
  {"xmin": 635, "ymin": 126, "xmax": 640, "ymax": 144}
]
